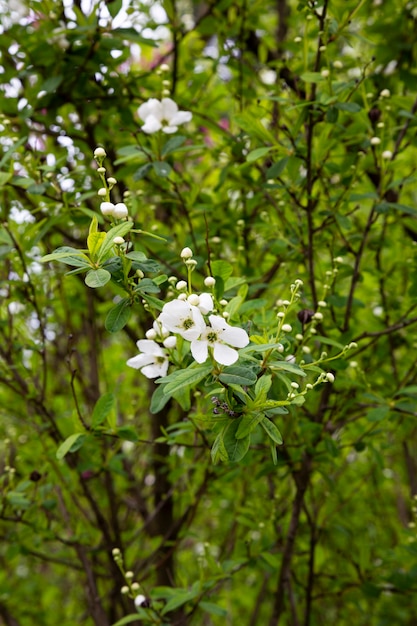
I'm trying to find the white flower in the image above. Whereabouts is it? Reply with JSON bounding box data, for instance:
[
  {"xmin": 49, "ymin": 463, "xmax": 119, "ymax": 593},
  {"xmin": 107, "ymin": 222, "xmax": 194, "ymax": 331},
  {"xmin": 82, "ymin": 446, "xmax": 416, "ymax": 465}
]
[
  {"xmin": 134, "ymin": 594, "xmax": 147, "ymax": 608},
  {"xmin": 138, "ymin": 98, "xmax": 192, "ymax": 134},
  {"xmin": 198, "ymin": 293, "xmax": 214, "ymax": 314},
  {"xmin": 158, "ymin": 299, "xmax": 205, "ymax": 341},
  {"xmin": 180, "ymin": 246, "xmax": 193, "ymax": 259},
  {"xmin": 127, "ymin": 340, "xmax": 169, "ymax": 379},
  {"xmin": 191, "ymin": 315, "xmax": 249, "ymax": 366},
  {"xmin": 100, "ymin": 201, "xmax": 115, "ymax": 215}
]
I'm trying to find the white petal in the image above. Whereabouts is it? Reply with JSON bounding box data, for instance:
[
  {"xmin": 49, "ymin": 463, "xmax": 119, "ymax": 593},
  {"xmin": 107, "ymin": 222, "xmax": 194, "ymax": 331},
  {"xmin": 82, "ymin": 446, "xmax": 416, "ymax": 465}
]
[
  {"xmin": 198, "ymin": 293, "xmax": 214, "ymax": 314},
  {"xmin": 141, "ymin": 360, "xmax": 169, "ymax": 379},
  {"xmin": 213, "ymin": 343, "xmax": 239, "ymax": 366},
  {"xmin": 136, "ymin": 339, "xmax": 166, "ymax": 356},
  {"xmin": 161, "ymin": 97, "xmax": 178, "ymax": 119},
  {"xmin": 126, "ymin": 353, "xmax": 154, "ymax": 369},
  {"xmin": 209, "ymin": 315, "xmax": 249, "ymax": 348},
  {"xmin": 142, "ymin": 115, "xmax": 162, "ymax": 134},
  {"xmin": 138, "ymin": 99, "xmax": 162, "ymax": 121},
  {"xmin": 170, "ymin": 110, "xmax": 192, "ymax": 126},
  {"xmin": 162, "ymin": 125, "xmax": 178, "ymax": 134},
  {"xmin": 191, "ymin": 340, "xmax": 209, "ymax": 363}
]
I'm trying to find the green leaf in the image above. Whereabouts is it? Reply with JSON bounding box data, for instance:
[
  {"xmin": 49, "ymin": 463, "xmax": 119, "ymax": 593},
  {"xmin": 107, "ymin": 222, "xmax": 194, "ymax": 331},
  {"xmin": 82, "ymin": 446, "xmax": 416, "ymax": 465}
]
[
  {"xmin": 105, "ymin": 299, "xmax": 132, "ymax": 333},
  {"xmin": 300, "ymin": 72, "xmax": 325, "ymax": 83},
  {"xmin": 158, "ymin": 363, "xmax": 213, "ymax": 396},
  {"xmin": 112, "ymin": 615, "xmax": 146, "ymax": 626},
  {"xmin": 269, "ymin": 361, "xmax": 306, "ymax": 376},
  {"xmin": 260, "ymin": 417, "xmax": 283, "ymax": 445},
  {"xmin": 87, "ymin": 231, "xmax": 106, "ymax": 261},
  {"xmin": 56, "ymin": 433, "xmax": 86, "ymax": 460},
  {"xmin": 366, "ymin": 406, "xmax": 389, "ymax": 422},
  {"xmin": 85, "ymin": 268, "xmax": 111, "ymax": 288},
  {"xmin": 326, "ymin": 106, "xmax": 339, "ymax": 123},
  {"xmin": 153, "ymin": 161, "xmax": 172, "ymax": 177},
  {"xmin": 116, "ymin": 426, "xmax": 138, "ymax": 442},
  {"xmin": 150, "ymin": 384, "xmax": 171, "ymax": 414},
  {"xmin": 219, "ymin": 365, "xmax": 258, "ymax": 386},
  {"xmin": 0, "ymin": 171, "xmax": 12, "ymax": 186},
  {"xmin": 200, "ymin": 601, "xmax": 227, "ymax": 617},
  {"xmin": 266, "ymin": 156, "xmax": 289, "ymax": 179},
  {"xmin": 97, "ymin": 222, "xmax": 134, "ymax": 263},
  {"xmin": 39, "ymin": 75, "xmax": 63, "ymax": 94},
  {"xmin": 91, "ymin": 393, "xmax": 115, "ymax": 429},
  {"xmin": 161, "ymin": 135, "xmax": 186, "ymax": 156},
  {"xmin": 211, "ymin": 429, "xmax": 229, "ymax": 464},
  {"xmin": 246, "ymin": 146, "xmax": 273, "ymax": 163},
  {"xmin": 161, "ymin": 588, "xmax": 200, "ymax": 614},
  {"xmin": 335, "ymin": 101, "xmax": 361, "ymax": 112},
  {"xmin": 211, "ymin": 260, "xmax": 233, "ymax": 282},
  {"xmin": 235, "ymin": 412, "xmax": 265, "ymax": 439},
  {"xmin": 107, "ymin": 0, "xmax": 123, "ymax": 18},
  {"xmin": 41, "ymin": 247, "xmax": 91, "ymax": 267},
  {"xmin": 125, "ymin": 251, "xmax": 147, "ymax": 262},
  {"xmin": 223, "ymin": 419, "xmax": 251, "ymax": 462}
]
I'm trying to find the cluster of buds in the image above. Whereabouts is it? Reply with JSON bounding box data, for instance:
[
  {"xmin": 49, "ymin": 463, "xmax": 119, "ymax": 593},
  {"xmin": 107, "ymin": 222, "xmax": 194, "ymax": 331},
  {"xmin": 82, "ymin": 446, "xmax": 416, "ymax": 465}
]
[{"xmin": 93, "ymin": 147, "xmax": 129, "ymax": 220}]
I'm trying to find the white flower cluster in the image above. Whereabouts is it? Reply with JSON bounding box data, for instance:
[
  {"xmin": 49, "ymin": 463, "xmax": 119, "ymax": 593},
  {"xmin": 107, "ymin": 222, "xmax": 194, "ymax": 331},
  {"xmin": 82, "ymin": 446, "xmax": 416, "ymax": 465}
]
[
  {"xmin": 100, "ymin": 201, "xmax": 128, "ymax": 219},
  {"xmin": 127, "ymin": 292, "xmax": 250, "ymax": 379},
  {"xmin": 138, "ymin": 98, "xmax": 192, "ymax": 134}
]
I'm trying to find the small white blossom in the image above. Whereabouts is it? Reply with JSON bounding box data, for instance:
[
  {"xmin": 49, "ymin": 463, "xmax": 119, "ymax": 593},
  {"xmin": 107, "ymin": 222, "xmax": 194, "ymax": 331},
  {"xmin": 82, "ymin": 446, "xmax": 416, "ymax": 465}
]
[
  {"xmin": 204, "ymin": 276, "xmax": 216, "ymax": 287},
  {"xmin": 180, "ymin": 247, "xmax": 193, "ymax": 259},
  {"xmin": 159, "ymin": 299, "xmax": 206, "ymax": 341},
  {"xmin": 138, "ymin": 98, "xmax": 192, "ymax": 134},
  {"xmin": 113, "ymin": 202, "xmax": 128, "ymax": 219},
  {"xmin": 134, "ymin": 594, "xmax": 147, "ymax": 608},
  {"xmin": 94, "ymin": 147, "xmax": 106, "ymax": 158},
  {"xmin": 100, "ymin": 201, "xmax": 115, "ymax": 216},
  {"xmin": 127, "ymin": 340, "xmax": 169, "ymax": 379},
  {"xmin": 163, "ymin": 336, "xmax": 177, "ymax": 349},
  {"xmin": 190, "ymin": 316, "xmax": 249, "ymax": 366}
]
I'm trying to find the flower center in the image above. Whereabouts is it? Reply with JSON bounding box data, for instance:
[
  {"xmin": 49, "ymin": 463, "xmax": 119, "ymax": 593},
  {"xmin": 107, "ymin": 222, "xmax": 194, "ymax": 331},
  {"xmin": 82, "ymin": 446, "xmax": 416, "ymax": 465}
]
[
  {"xmin": 206, "ymin": 330, "xmax": 219, "ymax": 344},
  {"xmin": 181, "ymin": 317, "xmax": 195, "ymax": 330}
]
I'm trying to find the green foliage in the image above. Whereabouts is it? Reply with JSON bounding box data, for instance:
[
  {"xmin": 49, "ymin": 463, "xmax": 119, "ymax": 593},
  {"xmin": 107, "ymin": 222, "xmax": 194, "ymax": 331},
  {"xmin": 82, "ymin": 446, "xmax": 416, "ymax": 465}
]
[{"xmin": 1, "ymin": 1, "xmax": 417, "ymax": 625}]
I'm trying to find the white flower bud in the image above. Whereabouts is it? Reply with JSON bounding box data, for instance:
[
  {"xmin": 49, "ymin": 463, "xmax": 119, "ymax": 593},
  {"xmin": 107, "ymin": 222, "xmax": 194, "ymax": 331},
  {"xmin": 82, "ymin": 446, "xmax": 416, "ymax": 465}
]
[
  {"xmin": 302, "ymin": 346, "xmax": 311, "ymax": 354},
  {"xmin": 100, "ymin": 202, "xmax": 115, "ymax": 215},
  {"xmin": 94, "ymin": 147, "xmax": 106, "ymax": 158},
  {"xmin": 282, "ymin": 324, "xmax": 292, "ymax": 333},
  {"xmin": 107, "ymin": 177, "xmax": 117, "ymax": 185},
  {"xmin": 204, "ymin": 276, "xmax": 216, "ymax": 287},
  {"xmin": 180, "ymin": 247, "xmax": 193, "ymax": 259},
  {"xmin": 291, "ymin": 382, "xmax": 299, "ymax": 389},
  {"xmin": 306, "ymin": 383, "xmax": 313, "ymax": 390},
  {"xmin": 333, "ymin": 60, "xmax": 343, "ymax": 69},
  {"xmin": 326, "ymin": 372, "xmax": 335, "ymax": 383},
  {"xmin": 313, "ymin": 312, "xmax": 323, "ymax": 321},
  {"xmin": 131, "ymin": 582, "xmax": 140, "ymax": 591},
  {"xmin": 318, "ymin": 300, "xmax": 327, "ymax": 307},
  {"xmin": 382, "ymin": 150, "xmax": 393, "ymax": 159},
  {"xmin": 98, "ymin": 187, "xmax": 107, "ymax": 197},
  {"xmin": 121, "ymin": 586, "xmax": 129, "ymax": 595},
  {"xmin": 219, "ymin": 299, "xmax": 228, "ymax": 306},
  {"xmin": 185, "ymin": 259, "xmax": 197, "ymax": 267},
  {"xmin": 145, "ymin": 329, "xmax": 157, "ymax": 340},
  {"xmin": 380, "ymin": 88, "xmax": 390, "ymax": 98},
  {"xmin": 370, "ymin": 136, "xmax": 381, "ymax": 145},
  {"xmin": 113, "ymin": 203, "xmax": 128, "ymax": 218},
  {"xmin": 125, "ymin": 571, "xmax": 134, "ymax": 579},
  {"xmin": 176, "ymin": 280, "xmax": 187, "ymax": 290},
  {"xmin": 295, "ymin": 333, "xmax": 303, "ymax": 341},
  {"xmin": 222, "ymin": 311, "xmax": 229, "ymax": 319},
  {"xmin": 294, "ymin": 36, "xmax": 302, "ymax": 43},
  {"xmin": 187, "ymin": 294, "xmax": 200, "ymax": 306},
  {"xmin": 277, "ymin": 343, "xmax": 284, "ymax": 353},
  {"xmin": 321, "ymin": 69, "xmax": 330, "ymax": 78},
  {"xmin": 97, "ymin": 167, "xmax": 106, "ymax": 173},
  {"xmin": 113, "ymin": 236, "xmax": 124, "ymax": 245},
  {"xmin": 178, "ymin": 293, "xmax": 187, "ymax": 300},
  {"xmin": 163, "ymin": 336, "xmax": 177, "ymax": 349},
  {"xmin": 134, "ymin": 594, "xmax": 147, "ymax": 608}
]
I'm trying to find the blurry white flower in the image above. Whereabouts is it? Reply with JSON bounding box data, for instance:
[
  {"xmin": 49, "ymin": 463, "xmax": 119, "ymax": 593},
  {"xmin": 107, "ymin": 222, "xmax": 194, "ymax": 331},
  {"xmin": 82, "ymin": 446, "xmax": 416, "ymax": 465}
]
[
  {"xmin": 138, "ymin": 98, "xmax": 192, "ymax": 134},
  {"xmin": 197, "ymin": 292, "xmax": 213, "ymax": 314},
  {"xmin": 159, "ymin": 299, "xmax": 205, "ymax": 341},
  {"xmin": 127, "ymin": 340, "xmax": 169, "ymax": 379},
  {"xmin": 113, "ymin": 202, "xmax": 128, "ymax": 218},
  {"xmin": 191, "ymin": 315, "xmax": 249, "ymax": 366}
]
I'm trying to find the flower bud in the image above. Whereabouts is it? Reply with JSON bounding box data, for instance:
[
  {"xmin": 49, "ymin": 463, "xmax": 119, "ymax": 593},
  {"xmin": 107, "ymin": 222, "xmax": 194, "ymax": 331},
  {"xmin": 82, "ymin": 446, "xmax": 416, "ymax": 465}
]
[
  {"xmin": 176, "ymin": 280, "xmax": 187, "ymax": 290},
  {"xmin": 100, "ymin": 202, "xmax": 115, "ymax": 215},
  {"xmin": 113, "ymin": 236, "xmax": 125, "ymax": 245},
  {"xmin": 163, "ymin": 336, "xmax": 177, "ymax": 349},
  {"xmin": 282, "ymin": 324, "xmax": 292, "ymax": 333},
  {"xmin": 187, "ymin": 294, "xmax": 200, "ymax": 306},
  {"xmin": 98, "ymin": 187, "xmax": 107, "ymax": 197},
  {"xmin": 180, "ymin": 247, "xmax": 193, "ymax": 259},
  {"xmin": 204, "ymin": 276, "xmax": 216, "ymax": 287},
  {"xmin": 113, "ymin": 203, "xmax": 128, "ymax": 218},
  {"xmin": 326, "ymin": 372, "xmax": 335, "ymax": 383},
  {"xmin": 94, "ymin": 147, "xmax": 106, "ymax": 158}
]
